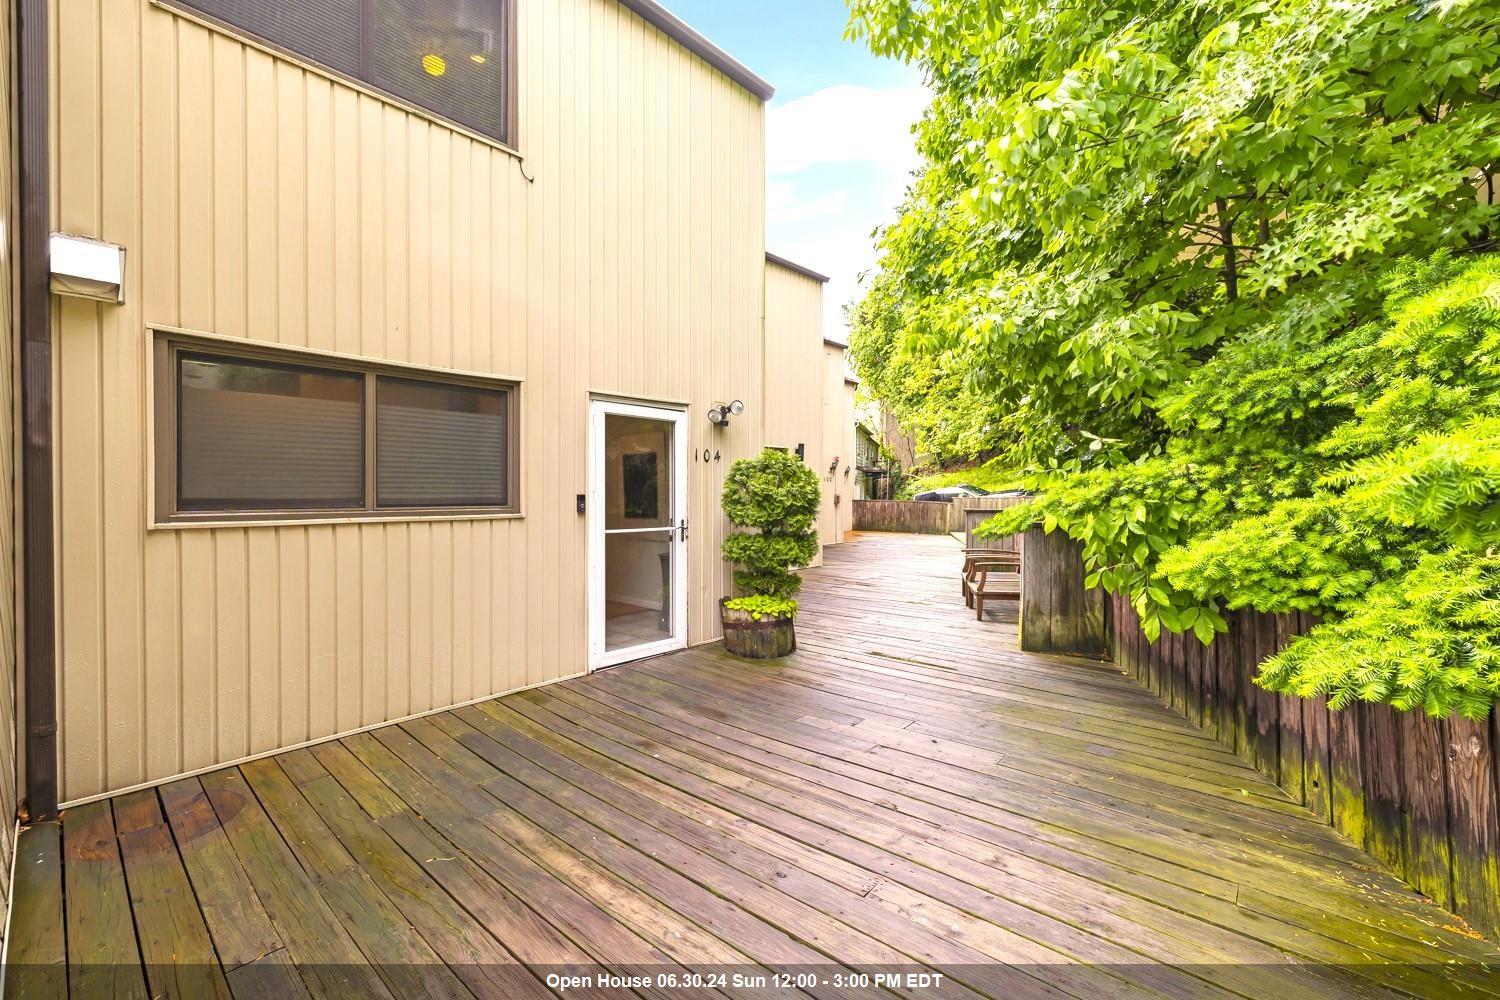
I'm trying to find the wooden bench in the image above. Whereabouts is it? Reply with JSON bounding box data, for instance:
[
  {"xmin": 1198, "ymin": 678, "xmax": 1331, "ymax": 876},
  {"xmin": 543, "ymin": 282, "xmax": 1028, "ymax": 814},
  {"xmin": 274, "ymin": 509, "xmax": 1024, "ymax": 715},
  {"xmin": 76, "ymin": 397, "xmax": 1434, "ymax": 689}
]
[
  {"xmin": 959, "ymin": 506, "xmax": 1023, "ymax": 609},
  {"xmin": 966, "ymin": 558, "xmax": 1021, "ymax": 620}
]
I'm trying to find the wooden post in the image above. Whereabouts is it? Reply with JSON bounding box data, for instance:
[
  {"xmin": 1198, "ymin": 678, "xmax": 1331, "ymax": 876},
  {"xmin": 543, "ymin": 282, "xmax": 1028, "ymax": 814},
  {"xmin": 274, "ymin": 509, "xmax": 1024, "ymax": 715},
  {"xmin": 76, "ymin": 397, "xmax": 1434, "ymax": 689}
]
[
  {"xmin": 1399, "ymin": 710, "xmax": 1454, "ymax": 907},
  {"xmin": 1444, "ymin": 715, "xmax": 1500, "ymax": 939},
  {"xmin": 1019, "ymin": 526, "xmax": 1105, "ymax": 656}
]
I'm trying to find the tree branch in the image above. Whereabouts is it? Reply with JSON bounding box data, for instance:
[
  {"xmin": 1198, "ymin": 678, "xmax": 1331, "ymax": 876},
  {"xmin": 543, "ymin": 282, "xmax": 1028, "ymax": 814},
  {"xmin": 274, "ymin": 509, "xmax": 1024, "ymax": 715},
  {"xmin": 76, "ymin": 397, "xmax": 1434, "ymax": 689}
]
[{"xmin": 1215, "ymin": 196, "xmax": 1238, "ymax": 302}]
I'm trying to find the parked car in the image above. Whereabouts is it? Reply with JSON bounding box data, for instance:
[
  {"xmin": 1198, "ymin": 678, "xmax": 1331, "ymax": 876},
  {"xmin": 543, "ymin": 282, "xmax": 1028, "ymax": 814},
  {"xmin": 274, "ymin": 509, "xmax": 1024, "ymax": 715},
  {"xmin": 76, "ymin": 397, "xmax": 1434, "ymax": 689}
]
[{"xmin": 912, "ymin": 485, "xmax": 987, "ymax": 501}]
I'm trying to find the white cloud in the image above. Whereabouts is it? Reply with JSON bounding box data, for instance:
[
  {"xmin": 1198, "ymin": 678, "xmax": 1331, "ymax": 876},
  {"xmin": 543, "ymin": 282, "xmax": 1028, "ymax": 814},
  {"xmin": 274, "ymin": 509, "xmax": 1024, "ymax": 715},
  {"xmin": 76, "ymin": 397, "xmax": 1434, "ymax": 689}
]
[
  {"xmin": 768, "ymin": 182, "xmax": 849, "ymax": 224},
  {"xmin": 764, "ymin": 83, "xmax": 928, "ymax": 338},
  {"xmin": 767, "ymin": 84, "xmax": 929, "ymax": 176}
]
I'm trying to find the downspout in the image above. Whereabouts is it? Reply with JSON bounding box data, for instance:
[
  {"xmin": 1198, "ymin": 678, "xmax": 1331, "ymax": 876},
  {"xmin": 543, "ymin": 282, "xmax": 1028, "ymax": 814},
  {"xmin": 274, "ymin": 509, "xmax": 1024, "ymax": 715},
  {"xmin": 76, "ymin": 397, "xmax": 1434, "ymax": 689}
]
[{"xmin": 16, "ymin": 0, "xmax": 55, "ymax": 819}]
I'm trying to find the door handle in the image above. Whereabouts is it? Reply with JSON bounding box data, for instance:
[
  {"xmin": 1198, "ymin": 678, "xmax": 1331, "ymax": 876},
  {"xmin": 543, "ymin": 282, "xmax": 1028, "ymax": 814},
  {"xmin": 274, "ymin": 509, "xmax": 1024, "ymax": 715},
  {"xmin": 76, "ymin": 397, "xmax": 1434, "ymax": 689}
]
[{"xmin": 678, "ymin": 519, "xmax": 688, "ymax": 542}]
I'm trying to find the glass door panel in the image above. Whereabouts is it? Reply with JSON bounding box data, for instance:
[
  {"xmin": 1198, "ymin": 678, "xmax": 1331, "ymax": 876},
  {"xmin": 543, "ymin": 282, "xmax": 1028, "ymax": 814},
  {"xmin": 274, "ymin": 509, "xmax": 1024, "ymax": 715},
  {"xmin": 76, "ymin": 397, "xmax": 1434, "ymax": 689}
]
[
  {"xmin": 605, "ymin": 413, "xmax": 674, "ymax": 529},
  {"xmin": 590, "ymin": 403, "xmax": 687, "ymax": 668},
  {"xmin": 604, "ymin": 531, "xmax": 674, "ymax": 652}
]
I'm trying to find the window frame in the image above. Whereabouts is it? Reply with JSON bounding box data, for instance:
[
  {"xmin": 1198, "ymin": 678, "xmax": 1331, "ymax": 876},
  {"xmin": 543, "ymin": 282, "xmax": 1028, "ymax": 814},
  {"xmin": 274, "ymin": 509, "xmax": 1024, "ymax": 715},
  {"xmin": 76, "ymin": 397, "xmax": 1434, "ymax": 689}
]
[
  {"xmin": 154, "ymin": 0, "xmax": 520, "ymax": 152},
  {"xmin": 153, "ymin": 331, "xmax": 522, "ymax": 526}
]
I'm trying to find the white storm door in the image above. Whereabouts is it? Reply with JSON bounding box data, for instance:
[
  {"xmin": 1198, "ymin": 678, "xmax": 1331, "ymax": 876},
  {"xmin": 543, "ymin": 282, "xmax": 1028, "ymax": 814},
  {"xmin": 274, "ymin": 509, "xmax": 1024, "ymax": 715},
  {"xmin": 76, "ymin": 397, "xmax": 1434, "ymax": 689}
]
[{"xmin": 587, "ymin": 399, "xmax": 689, "ymax": 670}]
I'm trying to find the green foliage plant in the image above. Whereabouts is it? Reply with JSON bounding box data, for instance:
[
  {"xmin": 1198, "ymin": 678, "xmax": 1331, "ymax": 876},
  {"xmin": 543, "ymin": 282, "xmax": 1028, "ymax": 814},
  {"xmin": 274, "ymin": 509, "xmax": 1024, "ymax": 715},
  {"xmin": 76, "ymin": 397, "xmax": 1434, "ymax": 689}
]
[
  {"xmin": 723, "ymin": 595, "xmax": 801, "ymax": 621},
  {"xmin": 848, "ymin": 0, "xmax": 1500, "ymax": 719},
  {"xmin": 978, "ymin": 255, "xmax": 1500, "ymax": 719},
  {"xmin": 721, "ymin": 449, "xmax": 822, "ymax": 606},
  {"xmin": 848, "ymin": 0, "xmax": 1500, "ymax": 474}
]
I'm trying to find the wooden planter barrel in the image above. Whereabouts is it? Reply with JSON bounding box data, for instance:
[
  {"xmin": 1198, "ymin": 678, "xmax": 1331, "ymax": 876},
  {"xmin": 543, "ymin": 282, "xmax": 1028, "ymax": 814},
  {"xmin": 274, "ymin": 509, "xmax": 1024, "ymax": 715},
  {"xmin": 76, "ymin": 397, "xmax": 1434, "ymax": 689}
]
[{"xmin": 720, "ymin": 599, "xmax": 796, "ymax": 659}]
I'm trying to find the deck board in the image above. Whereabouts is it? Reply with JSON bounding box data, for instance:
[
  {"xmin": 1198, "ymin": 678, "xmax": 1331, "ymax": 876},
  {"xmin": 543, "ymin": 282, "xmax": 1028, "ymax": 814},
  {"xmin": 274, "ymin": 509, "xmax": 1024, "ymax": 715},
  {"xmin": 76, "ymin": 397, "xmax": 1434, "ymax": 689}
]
[
  {"xmin": 8, "ymin": 531, "xmax": 1499, "ymax": 999},
  {"xmin": 113, "ymin": 788, "xmax": 233, "ymax": 1000},
  {"xmin": 62, "ymin": 800, "xmax": 148, "ymax": 1000}
]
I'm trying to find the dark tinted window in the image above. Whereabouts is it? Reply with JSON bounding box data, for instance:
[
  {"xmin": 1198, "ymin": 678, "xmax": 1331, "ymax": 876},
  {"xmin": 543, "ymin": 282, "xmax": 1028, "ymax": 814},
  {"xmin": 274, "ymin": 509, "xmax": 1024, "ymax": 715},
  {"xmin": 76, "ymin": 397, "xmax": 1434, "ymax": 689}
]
[
  {"xmin": 177, "ymin": 354, "xmax": 365, "ymax": 510},
  {"xmin": 162, "ymin": 340, "xmax": 519, "ymax": 520},
  {"xmin": 376, "ymin": 377, "xmax": 508, "ymax": 507},
  {"xmin": 370, "ymin": 0, "xmax": 507, "ymax": 141},
  {"xmin": 175, "ymin": 0, "xmax": 509, "ymax": 142}
]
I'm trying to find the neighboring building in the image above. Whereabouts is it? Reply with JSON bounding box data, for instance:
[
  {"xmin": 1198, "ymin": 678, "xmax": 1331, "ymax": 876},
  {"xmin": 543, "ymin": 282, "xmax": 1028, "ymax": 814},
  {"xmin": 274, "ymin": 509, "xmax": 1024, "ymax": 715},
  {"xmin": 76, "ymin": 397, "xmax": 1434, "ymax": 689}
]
[
  {"xmin": 874, "ymin": 398, "xmax": 919, "ymax": 472},
  {"xmin": 855, "ymin": 422, "xmax": 894, "ymax": 499},
  {"xmin": 855, "ymin": 396, "xmax": 917, "ymax": 484},
  {"xmin": 0, "ymin": 0, "xmax": 851, "ymax": 830},
  {"xmin": 763, "ymin": 255, "xmax": 857, "ymax": 563}
]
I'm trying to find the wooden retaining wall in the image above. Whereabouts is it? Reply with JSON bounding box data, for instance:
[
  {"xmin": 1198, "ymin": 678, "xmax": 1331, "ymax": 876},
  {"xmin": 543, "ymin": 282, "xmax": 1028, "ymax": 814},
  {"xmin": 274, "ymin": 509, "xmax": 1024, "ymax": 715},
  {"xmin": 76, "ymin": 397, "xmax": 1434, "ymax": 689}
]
[
  {"xmin": 1019, "ymin": 527, "xmax": 1104, "ymax": 656},
  {"xmin": 852, "ymin": 500, "xmax": 957, "ymax": 534},
  {"xmin": 1108, "ymin": 595, "xmax": 1500, "ymax": 940}
]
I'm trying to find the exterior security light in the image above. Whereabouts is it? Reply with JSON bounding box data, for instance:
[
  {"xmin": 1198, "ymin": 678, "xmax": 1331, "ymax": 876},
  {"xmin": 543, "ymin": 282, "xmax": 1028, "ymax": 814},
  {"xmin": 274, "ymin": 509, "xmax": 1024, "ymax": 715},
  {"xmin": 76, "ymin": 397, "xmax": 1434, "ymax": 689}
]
[
  {"xmin": 50, "ymin": 233, "xmax": 125, "ymax": 304},
  {"xmin": 708, "ymin": 400, "xmax": 744, "ymax": 427}
]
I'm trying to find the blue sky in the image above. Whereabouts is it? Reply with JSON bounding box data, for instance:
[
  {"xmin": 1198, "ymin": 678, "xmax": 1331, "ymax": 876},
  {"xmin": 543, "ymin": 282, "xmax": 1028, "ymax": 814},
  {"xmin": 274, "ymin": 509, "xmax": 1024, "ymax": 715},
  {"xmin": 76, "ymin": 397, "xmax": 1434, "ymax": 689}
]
[{"xmin": 666, "ymin": 1, "xmax": 927, "ymax": 340}]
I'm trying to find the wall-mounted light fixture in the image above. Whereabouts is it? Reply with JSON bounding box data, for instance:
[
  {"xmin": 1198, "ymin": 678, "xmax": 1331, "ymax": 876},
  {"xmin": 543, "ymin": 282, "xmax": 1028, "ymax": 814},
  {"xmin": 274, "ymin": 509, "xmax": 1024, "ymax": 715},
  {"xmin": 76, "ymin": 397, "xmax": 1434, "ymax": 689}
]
[
  {"xmin": 828, "ymin": 455, "xmax": 840, "ymax": 474},
  {"xmin": 707, "ymin": 399, "xmax": 744, "ymax": 427},
  {"xmin": 50, "ymin": 233, "xmax": 125, "ymax": 304}
]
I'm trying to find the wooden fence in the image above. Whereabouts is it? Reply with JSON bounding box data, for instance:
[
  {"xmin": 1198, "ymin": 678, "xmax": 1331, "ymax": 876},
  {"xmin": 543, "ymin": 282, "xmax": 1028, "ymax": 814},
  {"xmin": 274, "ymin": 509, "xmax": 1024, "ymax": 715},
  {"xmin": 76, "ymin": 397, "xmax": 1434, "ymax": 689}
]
[
  {"xmin": 1108, "ymin": 595, "xmax": 1500, "ymax": 940},
  {"xmin": 853, "ymin": 494, "xmax": 1032, "ymax": 536},
  {"xmin": 851, "ymin": 500, "xmax": 955, "ymax": 534}
]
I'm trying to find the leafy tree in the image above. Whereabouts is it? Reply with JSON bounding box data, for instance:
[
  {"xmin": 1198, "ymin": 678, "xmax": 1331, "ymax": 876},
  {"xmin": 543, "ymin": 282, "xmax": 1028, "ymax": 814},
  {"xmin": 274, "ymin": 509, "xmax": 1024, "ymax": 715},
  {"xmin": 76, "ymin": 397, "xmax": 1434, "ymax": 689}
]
[
  {"xmin": 985, "ymin": 251, "xmax": 1500, "ymax": 717},
  {"xmin": 721, "ymin": 449, "xmax": 822, "ymax": 604},
  {"xmin": 848, "ymin": 0, "xmax": 1499, "ymax": 466},
  {"xmin": 848, "ymin": 0, "xmax": 1500, "ymax": 717}
]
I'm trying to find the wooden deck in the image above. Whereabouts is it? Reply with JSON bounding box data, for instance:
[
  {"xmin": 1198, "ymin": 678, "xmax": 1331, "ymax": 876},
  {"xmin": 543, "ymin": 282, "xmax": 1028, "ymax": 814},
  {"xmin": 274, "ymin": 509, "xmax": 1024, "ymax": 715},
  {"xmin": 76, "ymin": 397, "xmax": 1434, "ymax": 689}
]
[{"xmin": 7, "ymin": 532, "xmax": 1498, "ymax": 999}]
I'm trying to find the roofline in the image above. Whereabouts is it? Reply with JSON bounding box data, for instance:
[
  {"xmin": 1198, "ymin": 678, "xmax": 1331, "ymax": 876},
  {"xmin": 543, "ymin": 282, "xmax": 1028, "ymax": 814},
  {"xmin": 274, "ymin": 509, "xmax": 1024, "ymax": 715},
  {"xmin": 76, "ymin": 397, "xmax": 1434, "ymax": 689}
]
[
  {"xmin": 766, "ymin": 252, "xmax": 830, "ymax": 284},
  {"xmin": 823, "ymin": 337, "xmax": 848, "ymax": 349},
  {"xmin": 620, "ymin": 1, "xmax": 775, "ymax": 101},
  {"xmin": 844, "ymin": 376, "xmax": 860, "ymax": 386}
]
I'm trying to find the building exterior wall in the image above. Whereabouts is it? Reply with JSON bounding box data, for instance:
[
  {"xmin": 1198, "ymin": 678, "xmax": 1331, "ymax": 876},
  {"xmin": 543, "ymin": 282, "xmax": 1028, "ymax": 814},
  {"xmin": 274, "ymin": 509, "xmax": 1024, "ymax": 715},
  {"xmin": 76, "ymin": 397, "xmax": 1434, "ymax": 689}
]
[
  {"xmin": 763, "ymin": 260, "xmax": 823, "ymax": 455},
  {"xmin": 855, "ymin": 423, "xmax": 882, "ymax": 500},
  {"xmin": 818, "ymin": 343, "xmax": 856, "ymax": 545},
  {"xmin": 0, "ymin": 0, "xmax": 18, "ymax": 918},
  {"xmin": 48, "ymin": 0, "xmax": 797, "ymax": 802},
  {"xmin": 839, "ymin": 380, "xmax": 857, "ymax": 538},
  {"xmin": 876, "ymin": 400, "xmax": 918, "ymax": 471},
  {"xmin": 763, "ymin": 258, "xmax": 831, "ymax": 562}
]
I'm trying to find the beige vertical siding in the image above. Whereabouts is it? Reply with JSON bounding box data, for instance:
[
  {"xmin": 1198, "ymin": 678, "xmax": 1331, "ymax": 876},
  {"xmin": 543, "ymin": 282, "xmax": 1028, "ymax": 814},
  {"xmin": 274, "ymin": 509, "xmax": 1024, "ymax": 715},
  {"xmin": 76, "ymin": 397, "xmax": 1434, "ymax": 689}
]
[
  {"xmin": 819, "ymin": 344, "xmax": 857, "ymax": 545},
  {"xmin": 50, "ymin": 0, "xmax": 783, "ymax": 802},
  {"xmin": 763, "ymin": 258, "xmax": 828, "ymax": 563},
  {"xmin": 839, "ymin": 379, "xmax": 857, "ymax": 538},
  {"xmin": 0, "ymin": 0, "xmax": 18, "ymax": 919},
  {"xmin": 763, "ymin": 260, "xmax": 824, "ymax": 452}
]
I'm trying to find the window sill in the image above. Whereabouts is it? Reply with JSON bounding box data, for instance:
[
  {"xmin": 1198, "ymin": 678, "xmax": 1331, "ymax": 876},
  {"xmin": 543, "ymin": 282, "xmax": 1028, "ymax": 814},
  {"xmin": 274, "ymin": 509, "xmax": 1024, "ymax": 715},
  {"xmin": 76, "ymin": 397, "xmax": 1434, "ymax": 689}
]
[{"xmin": 150, "ymin": 511, "xmax": 526, "ymax": 531}]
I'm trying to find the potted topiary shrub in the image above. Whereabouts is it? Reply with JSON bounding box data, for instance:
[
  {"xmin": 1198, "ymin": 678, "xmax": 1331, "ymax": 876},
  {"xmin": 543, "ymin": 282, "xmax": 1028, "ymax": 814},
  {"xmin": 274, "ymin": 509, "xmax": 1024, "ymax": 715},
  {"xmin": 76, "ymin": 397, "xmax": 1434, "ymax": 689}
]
[{"xmin": 720, "ymin": 447, "xmax": 822, "ymax": 658}]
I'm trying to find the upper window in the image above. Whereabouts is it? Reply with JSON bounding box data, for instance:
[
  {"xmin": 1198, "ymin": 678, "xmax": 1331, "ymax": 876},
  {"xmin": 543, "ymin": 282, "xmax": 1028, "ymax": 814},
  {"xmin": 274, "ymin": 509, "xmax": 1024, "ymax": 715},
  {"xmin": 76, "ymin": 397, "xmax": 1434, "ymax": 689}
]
[
  {"xmin": 172, "ymin": 0, "xmax": 512, "ymax": 144},
  {"xmin": 157, "ymin": 336, "xmax": 518, "ymax": 522}
]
